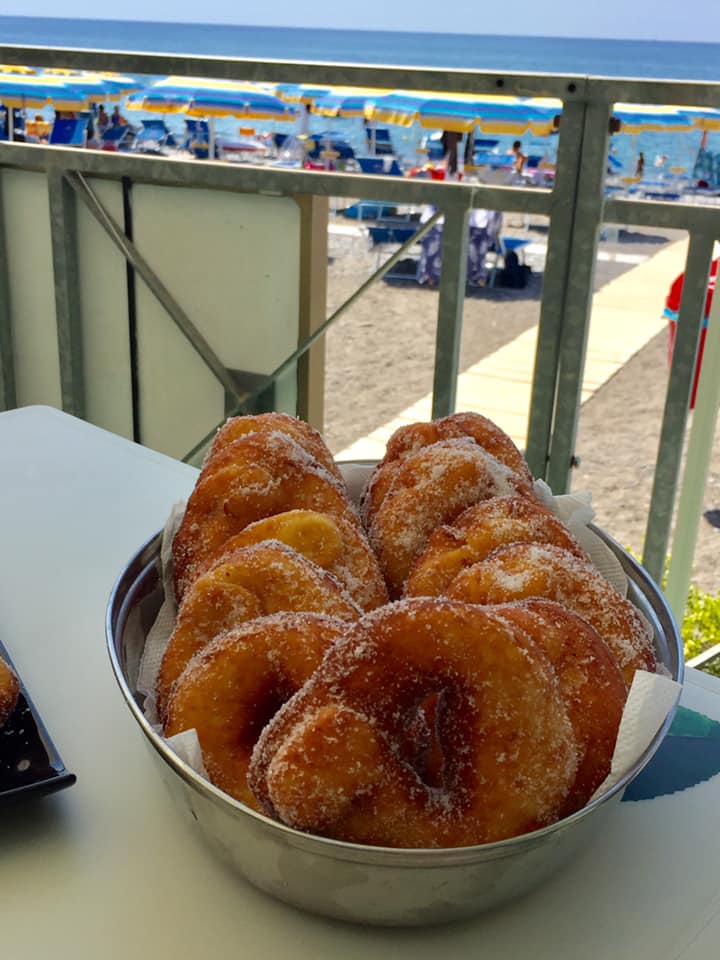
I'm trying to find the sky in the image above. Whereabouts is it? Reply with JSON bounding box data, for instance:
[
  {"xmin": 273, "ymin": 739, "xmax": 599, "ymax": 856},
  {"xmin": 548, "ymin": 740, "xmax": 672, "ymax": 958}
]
[{"xmin": 1, "ymin": 2, "xmax": 719, "ymax": 44}]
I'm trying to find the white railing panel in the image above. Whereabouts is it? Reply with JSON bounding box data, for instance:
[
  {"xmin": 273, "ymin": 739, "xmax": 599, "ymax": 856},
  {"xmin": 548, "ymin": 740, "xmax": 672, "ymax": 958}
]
[
  {"xmin": 130, "ymin": 185, "xmax": 301, "ymax": 458},
  {"xmin": 2, "ymin": 169, "xmax": 60, "ymax": 408},
  {"xmin": 77, "ymin": 177, "xmax": 134, "ymax": 439}
]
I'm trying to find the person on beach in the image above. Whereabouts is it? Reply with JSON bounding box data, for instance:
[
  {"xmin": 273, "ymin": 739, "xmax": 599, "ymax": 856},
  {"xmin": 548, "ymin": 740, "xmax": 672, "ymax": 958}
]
[
  {"xmin": 510, "ymin": 140, "xmax": 527, "ymax": 176},
  {"xmin": 96, "ymin": 105, "xmax": 110, "ymax": 136},
  {"xmin": 440, "ymin": 130, "xmax": 461, "ymax": 176},
  {"xmin": 635, "ymin": 152, "xmax": 645, "ymax": 178},
  {"xmin": 464, "ymin": 129, "xmax": 476, "ymax": 168},
  {"xmin": 111, "ymin": 105, "xmax": 128, "ymax": 127}
]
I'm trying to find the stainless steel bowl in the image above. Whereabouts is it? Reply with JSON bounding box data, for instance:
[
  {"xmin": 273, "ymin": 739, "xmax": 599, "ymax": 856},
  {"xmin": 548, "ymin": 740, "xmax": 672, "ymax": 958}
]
[{"xmin": 106, "ymin": 527, "xmax": 683, "ymax": 927}]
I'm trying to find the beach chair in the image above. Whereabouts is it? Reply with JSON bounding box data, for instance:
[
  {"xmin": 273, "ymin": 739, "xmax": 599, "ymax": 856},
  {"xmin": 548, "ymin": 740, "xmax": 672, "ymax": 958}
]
[
  {"xmin": 341, "ymin": 200, "xmax": 398, "ymax": 221},
  {"xmin": 49, "ymin": 117, "xmax": 88, "ymax": 148},
  {"xmin": 133, "ymin": 119, "xmax": 176, "ymax": 154},
  {"xmin": 369, "ymin": 127, "xmax": 394, "ymax": 156},
  {"xmin": 356, "ymin": 156, "xmax": 404, "ymax": 176},
  {"xmin": 367, "ymin": 220, "xmax": 420, "ymax": 267},
  {"xmin": 101, "ymin": 124, "xmax": 136, "ymax": 151},
  {"xmin": 184, "ymin": 118, "xmax": 217, "ymax": 159},
  {"xmin": 305, "ymin": 133, "xmax": 355, "ymax": 161}
]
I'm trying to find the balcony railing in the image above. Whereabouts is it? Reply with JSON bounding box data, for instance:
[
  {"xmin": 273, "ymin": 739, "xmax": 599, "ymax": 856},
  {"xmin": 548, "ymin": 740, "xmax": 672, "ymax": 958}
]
[{"xmin": 1, "ymin": 42, "xmax": 719, "ymax": 641}]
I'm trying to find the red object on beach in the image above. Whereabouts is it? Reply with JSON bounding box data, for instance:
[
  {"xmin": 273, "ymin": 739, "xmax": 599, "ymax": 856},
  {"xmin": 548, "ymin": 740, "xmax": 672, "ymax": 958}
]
[{"xmin": 665, "ymin": 258, "xmax": 717, "ymax": 409}]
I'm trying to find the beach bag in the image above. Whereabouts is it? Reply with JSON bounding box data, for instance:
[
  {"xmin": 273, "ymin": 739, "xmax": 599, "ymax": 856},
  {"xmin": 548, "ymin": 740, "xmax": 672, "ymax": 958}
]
[{"xmin": 499, "ymin": 250, "xmax": 530, "ymax": 289}]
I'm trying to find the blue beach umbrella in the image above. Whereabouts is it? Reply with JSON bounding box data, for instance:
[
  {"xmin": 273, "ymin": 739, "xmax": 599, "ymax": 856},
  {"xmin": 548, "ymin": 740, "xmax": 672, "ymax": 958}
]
[
  {"xmin": 372, "ymin": 91, "xmax": 558, "ymax": 135},
  {"xmin": 311, "ymin": 87, "xmax": 386, "ymax": 119},
  {"xmin": 128, "ymin": 77, "xmax": 297, "ymax": 157},
  {"xmin": 0, "ymin": 72, "xmax": 88, "ymax": 138},
  {"xmin": 273, "ymin": 82, "xmax": 332, "ymax": 104},
  {"xmin": 40, "ymin": 68, "xmax": 140, "ymax": 101},
  {"xmin": 612, "ymin": 103, "xmax": 694, "ymax": 134}
]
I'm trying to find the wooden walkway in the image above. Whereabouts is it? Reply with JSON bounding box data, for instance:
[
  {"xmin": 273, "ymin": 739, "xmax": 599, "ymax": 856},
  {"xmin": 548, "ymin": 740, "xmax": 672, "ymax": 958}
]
[{"xmin": 337, "ymin": 238, "xmax": 688, "ymax": 460}]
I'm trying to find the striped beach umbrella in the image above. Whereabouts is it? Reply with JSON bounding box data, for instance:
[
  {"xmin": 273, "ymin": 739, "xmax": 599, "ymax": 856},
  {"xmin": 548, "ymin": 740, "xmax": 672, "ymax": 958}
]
[
  {"xmin": 0, "ymin": 71, "xmax": 88, "ymax": 112},
  {"xmin": 273, "ymin": 82, "xmax": 332, "ymax": 104},
  {"xmin": 128, "ymin": 77, "xmax": 296, "ymax": 120},
  {"xmin": 311, "ymin": 87, "xmax": 387, "ymax": 119},
  {"xmin": 371, "ymin": 91, "xmax": 558, "ymax": 135},
  {"xmin": 612, "ymin": 103, "xmax": 695, "ymax": 134},
  {"xmin": 41, "ymin": 68, "xmax": 140, "ymax": 100},
  {"xmin": 127, "ymin": 77, "xmax": 297, "ymax": 157}
]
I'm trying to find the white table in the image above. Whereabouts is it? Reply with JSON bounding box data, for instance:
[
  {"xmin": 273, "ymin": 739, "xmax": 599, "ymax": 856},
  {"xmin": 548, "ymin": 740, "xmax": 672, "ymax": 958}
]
[{"xmin": 2, "ymin": 406, "xmax": 720, "ymax": 959}]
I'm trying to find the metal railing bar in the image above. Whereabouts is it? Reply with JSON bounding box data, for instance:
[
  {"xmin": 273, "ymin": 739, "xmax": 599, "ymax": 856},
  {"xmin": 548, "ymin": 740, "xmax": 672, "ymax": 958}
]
[
  {"xmin": 642, "ymin": 232, "xmax": 716, "ymax": 582},
  {"xmin": 431, "ymin": 204, "xmax": 471, "ymax": 419},
  {"xmin": 593, "ymin": 77, "xmax": 720, "ymax": 110},
  {"xmin": 47, "ymin": 168, "xmax": 85, "ymax": 418},
  {"xmin": 687, "ymin": 643, "xmax": 720, "ymax": 670},
  {"xmin": 2, "ymin": 44, "xmax": 719, "ymax": 108},
  {"xmin": 121, "ymin": 176, "xmax": 141, "ymax": 444},
  {"xmin": 65, "ymin": 170, "xmax": 243, "ymax": 400},
  {"xmin": 664, "ymin": 271, "xmax": 720, "ymax": 619},
  {"xmin": 0, "ymin": 142, "xmax": 553, "ymax": 216},
  {"xmin": 605, "ymin": 198, "xmax": 720, "ymax": 233},
  {"xmin": 525, "ymin": 98, "xmax": 588, "ymax": 478},
  {"xmin": 0, "ymin": 44, "xmax": 586, "ymax": 98},
  {"xmin": 546, "ymin": 99, "xmax": 613, "ymax": 494},
  {"xmin": 2, "ymin": 44, "xmax": 720, "ymax": 108},
  {"xmin": 180, "ymin": 210, "xmax": 444, "ymax": 464},
  {"xmin": 0, "ymin": 179, "xmax": 16, "ymax": 410}
]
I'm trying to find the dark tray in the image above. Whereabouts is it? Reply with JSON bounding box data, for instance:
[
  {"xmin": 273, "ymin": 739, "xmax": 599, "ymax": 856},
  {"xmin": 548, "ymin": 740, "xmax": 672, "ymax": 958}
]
[{"xmin": 0, "ymin": 638, "xmax": 76, "ymax": 803}]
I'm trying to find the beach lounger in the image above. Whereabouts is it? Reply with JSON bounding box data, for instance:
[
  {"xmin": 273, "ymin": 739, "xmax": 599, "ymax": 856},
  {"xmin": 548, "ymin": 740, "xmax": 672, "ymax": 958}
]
[
  {"xmin": 356, "ymin": 156, "xmax": 404, "ymax": 176},
  {"xmin": 368, "ymin": 127, "xmax": 394, "ymax": 156},
  {"xmin": 49, "ymin": 117, "xmax": 88, "ymax": 148},
  {"xmin": 367, "ymin": 219, "xmax": 420, "ymax": 267},
  {"xmin": 341, "ymin": 200, "xmax": 398, "ymax": 220},
  {"xmin": 133, "ymin": 119, "xmax": 176, "ymax": 154},
  {"xmin": 101, "ymin": 125, "xmax": 136, "ymax": 151},
  {"xmin": 305, "ymin": 133, "xmax": 355, "ymax": 161}
]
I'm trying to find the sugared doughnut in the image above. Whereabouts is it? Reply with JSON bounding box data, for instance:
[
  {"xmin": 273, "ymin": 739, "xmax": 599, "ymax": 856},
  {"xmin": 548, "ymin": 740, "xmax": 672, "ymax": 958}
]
[
  {"xmin": 361, "ymin": 411, "xmax": 533, "ymax": 525},
  {"xmin": 172, "ymin": 429, "xmax": 359, "ymax": 600},
  {"xmin": 405, "ymin": 495, "xmax": 588, "ymax": 598},
  {"xmin": 487, "ymin": 599, "xmax": 627, "ymax": 814},
  {"xmin": 205, "ymin": 412, "xmax": 343, "ymax": 482},
  {"xmin": 446, "ymin": 542, "xmax": 656, "ymax": 686},
  {"xmin": 0, "ymin": 655, "xmax": 20, "ymax": 729},
  {"xmin": 248, "ymin": 598, "xmax": 578, "ymax": 848},
  {"xmin": 190, "ymin": 509, "xmax": 388, "ymax": 612},
  {"xmin": 164, "ymin": 613, "xmax": 348, "ymax": 810},
  {"xmin": 157, "ymin": 540, "xmax": 362, "ymax": 719},
  {"xmin": 367, "ymin": 438, "xmax": 539, "ymax": 599}
]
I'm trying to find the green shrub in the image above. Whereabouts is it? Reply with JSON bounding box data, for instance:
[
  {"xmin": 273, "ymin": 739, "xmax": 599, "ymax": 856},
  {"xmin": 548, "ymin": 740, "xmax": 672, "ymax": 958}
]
[
  {"xmin": 682, "ymin": 584, "xmax": 720, "ymax": 677},
  {"xmin": 627, "ymin": 548, "xmax": 720, "ymax": 676}
]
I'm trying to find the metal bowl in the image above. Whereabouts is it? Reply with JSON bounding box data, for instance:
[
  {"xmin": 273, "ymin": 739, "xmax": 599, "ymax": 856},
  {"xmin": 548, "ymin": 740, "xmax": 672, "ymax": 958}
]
[{"xmin": 106, "ymin": 526, "xmax": 683, "ymax": 927}]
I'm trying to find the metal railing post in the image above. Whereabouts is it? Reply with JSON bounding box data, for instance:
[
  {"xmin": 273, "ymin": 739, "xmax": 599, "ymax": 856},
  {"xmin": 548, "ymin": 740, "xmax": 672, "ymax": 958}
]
[
  {"xmin": 642, "ymin": 233, "xmax": 715, "ymax": 582},
  {"xmin": 525, "ymin": 95, "xmax": 588, "ymax": 479},
  {"xmin": 545, "ymin": 99, "xmax": 612, "ymax": 494},
  {"xmin": 431, "ymin": 203, "xmax": 470, "ymax": 419},
  {"xmin": 294, "ymin": 194, "xmax": 329, "ymax": 431},
  {"xmin": 0, "ymin": 177, "xmax": 16, "ymax": 410},
  {"xmin": 47, "ymin": 168, "xmax": 85, "ymax": 418}
]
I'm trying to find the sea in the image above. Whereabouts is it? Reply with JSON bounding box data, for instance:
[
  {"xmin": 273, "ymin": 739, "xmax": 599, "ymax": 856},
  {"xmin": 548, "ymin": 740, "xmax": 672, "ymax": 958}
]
[{"xmin": 2, "ymin": 16, "xmax": 719, "ymax": 170}]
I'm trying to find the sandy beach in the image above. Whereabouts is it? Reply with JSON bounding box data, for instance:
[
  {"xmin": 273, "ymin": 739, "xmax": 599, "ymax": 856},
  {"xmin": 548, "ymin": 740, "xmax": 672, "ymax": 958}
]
[{"xmin": 322, "ymin": 215, "xmax": 720, "ymax": 596}]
